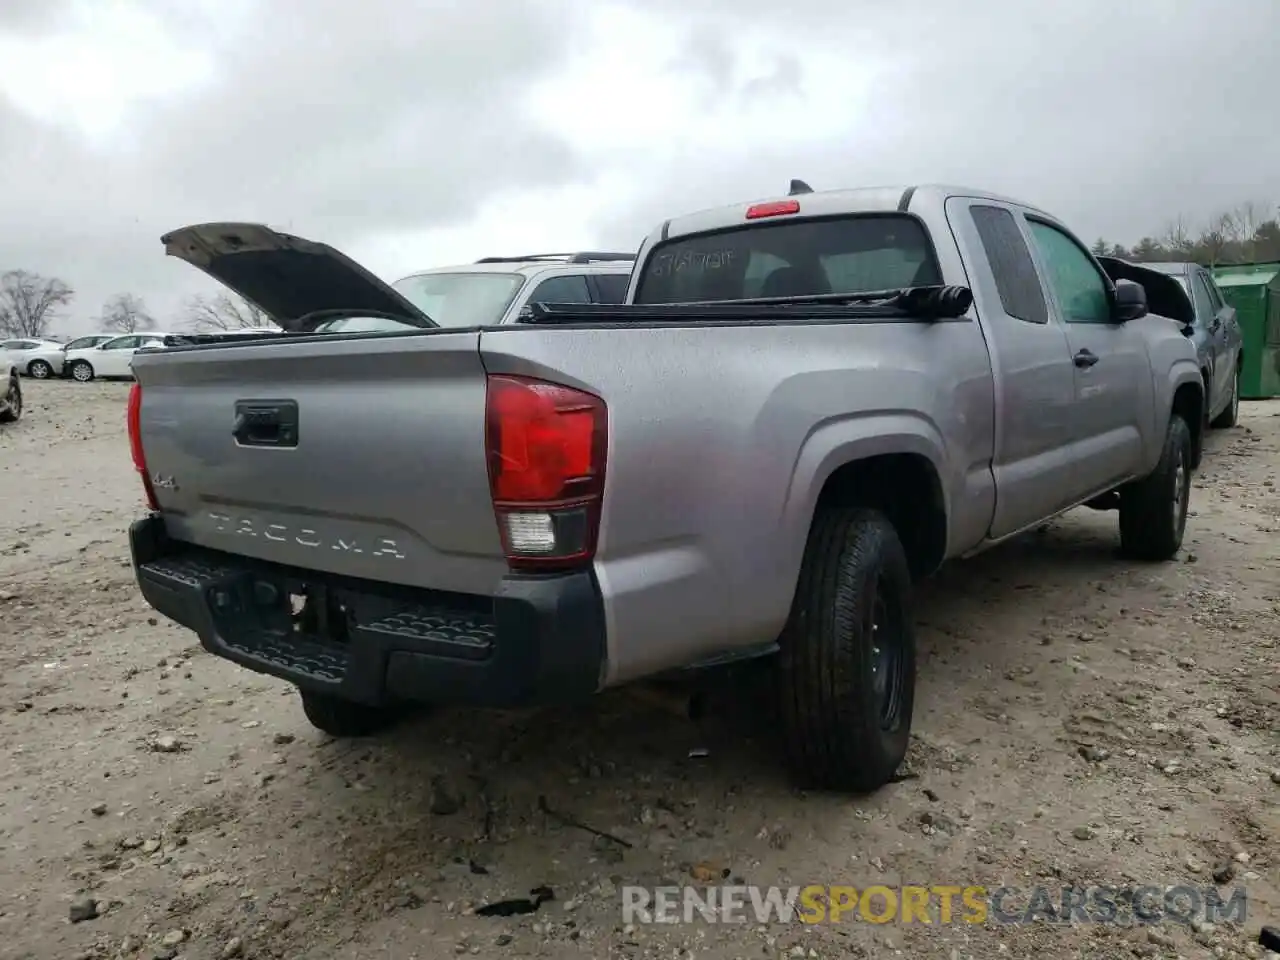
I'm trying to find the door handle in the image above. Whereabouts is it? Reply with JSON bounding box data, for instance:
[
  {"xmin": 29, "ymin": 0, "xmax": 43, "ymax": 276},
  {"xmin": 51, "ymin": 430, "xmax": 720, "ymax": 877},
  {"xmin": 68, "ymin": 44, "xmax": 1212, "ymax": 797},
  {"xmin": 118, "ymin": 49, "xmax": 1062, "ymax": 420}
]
[
  {"xmin": 1073, "ymin": 349, "xmax": 1099, "ymax": 368},
  {"xmin": 233, "ymin": 399, "xmax": 299, "ymax": 447}
]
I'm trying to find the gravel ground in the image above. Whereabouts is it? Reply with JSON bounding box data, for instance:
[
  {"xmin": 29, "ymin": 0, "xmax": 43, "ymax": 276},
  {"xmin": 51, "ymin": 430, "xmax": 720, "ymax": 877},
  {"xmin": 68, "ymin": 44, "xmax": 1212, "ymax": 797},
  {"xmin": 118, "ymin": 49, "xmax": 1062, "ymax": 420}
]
[{"xmin": 0, "ymin": 379, "xmax": 1277, "ymax": 960}]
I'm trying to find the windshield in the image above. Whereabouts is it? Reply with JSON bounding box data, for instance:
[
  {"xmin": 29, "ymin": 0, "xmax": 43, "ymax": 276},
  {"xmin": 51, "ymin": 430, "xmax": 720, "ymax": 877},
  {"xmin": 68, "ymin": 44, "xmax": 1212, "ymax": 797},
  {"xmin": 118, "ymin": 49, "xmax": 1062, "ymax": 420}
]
[
  {"xmin": 65, "ymin": 336, "xmax": 110, "ymax": 350},
  {"xmin": 390, "ymin": 272, "xmax": 525, "ymax": 328},
  {"xmin": 634, "ymin": 214, "xmax": 940, "ymax": 304}
]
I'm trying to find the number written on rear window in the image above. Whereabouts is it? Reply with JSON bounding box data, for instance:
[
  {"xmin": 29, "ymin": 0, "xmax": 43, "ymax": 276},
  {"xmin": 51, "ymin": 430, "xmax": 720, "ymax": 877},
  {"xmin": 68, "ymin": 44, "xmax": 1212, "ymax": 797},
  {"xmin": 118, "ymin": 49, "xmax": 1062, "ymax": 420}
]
[{"xmin": 635, "ymin": 215, "xmax": 941, "ymax": 305}]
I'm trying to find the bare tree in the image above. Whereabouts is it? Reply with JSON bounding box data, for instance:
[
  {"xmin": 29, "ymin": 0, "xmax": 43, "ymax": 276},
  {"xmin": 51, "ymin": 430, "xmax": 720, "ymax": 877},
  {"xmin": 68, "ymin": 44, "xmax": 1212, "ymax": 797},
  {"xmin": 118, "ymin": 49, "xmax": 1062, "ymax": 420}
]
[
  {"xmin": 184, "ymin": 293, "xmax": 272, "ymax": 331},
  {"xmin": 1227, "ymin": 201, "xmax": 1266, "ymax": 262},
  {"xmin": 1160, "ymin": 216, "xmax": 1194, "ymax": 260},
  {"xmin": 1197, "ymin": 213, "xmax": 1235, "ymax": 267},
  {"xmin": 0, "ymin": 269, "xmax": 75, "ymax": 338},
  {"xmin": 100, "ymin": 292, "xmax": 154, "ymax": 333}
]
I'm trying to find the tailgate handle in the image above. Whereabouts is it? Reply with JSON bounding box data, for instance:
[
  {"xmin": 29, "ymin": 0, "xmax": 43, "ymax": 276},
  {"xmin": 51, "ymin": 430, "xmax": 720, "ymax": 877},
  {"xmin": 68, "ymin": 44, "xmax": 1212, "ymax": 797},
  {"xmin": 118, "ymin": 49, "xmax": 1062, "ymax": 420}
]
[{"xmin": 233, "ymin": 400, "xmax": 298, "ymax": 448}]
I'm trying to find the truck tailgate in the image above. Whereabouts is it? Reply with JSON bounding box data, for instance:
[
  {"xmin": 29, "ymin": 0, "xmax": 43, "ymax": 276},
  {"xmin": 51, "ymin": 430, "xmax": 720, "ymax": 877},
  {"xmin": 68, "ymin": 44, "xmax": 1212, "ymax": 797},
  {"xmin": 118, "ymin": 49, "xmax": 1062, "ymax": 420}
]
[{"xmin": 132, "ymin": 332, "xmax": 507, "ymax": 595}]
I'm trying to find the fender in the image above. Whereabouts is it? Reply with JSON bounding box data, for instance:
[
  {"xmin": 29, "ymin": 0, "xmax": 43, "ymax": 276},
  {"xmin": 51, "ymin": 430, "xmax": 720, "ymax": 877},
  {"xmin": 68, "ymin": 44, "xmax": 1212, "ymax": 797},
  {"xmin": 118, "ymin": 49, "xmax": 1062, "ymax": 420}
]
[
  {"xmin": 779, "ymin": 411, "xmax": 952, "ymax": 586},
  {"xmin": 1164, "ymin": 357, "xmax": 1205, "ymax": 466}
]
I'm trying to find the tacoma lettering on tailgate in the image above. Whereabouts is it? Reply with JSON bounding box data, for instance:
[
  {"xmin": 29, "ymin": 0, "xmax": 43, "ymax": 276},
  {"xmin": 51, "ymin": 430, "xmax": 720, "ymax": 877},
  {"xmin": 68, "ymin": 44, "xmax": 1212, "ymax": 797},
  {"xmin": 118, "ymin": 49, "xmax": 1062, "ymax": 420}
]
[{"xmin": 206, "ymin": 512, "xmax": 406, "ymax": 560}]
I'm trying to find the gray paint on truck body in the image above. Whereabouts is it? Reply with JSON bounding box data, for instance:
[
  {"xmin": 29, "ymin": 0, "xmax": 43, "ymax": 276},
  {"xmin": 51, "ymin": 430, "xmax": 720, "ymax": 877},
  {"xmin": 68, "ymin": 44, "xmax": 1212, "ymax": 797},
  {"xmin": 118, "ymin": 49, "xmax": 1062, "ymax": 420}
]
[{"xmin": 133, "ymin": 184, "xmax": 1203, "ymax": 690}]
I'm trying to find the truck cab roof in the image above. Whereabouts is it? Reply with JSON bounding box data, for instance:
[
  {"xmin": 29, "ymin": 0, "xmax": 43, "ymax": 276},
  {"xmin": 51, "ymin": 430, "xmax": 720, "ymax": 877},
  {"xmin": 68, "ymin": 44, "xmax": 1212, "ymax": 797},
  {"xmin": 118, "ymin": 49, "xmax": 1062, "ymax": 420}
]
[{"xmin": 652, "ymin": 183, "xmax": 1058, "ymax": 244}]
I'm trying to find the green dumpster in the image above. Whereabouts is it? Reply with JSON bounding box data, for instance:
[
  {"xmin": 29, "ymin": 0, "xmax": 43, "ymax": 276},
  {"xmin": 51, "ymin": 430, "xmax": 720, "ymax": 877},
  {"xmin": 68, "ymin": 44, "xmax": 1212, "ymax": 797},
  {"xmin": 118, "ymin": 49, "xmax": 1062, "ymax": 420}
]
[{"xmin": 1212, "ymin": 264, "xmax": 1280, "ymax": 399}]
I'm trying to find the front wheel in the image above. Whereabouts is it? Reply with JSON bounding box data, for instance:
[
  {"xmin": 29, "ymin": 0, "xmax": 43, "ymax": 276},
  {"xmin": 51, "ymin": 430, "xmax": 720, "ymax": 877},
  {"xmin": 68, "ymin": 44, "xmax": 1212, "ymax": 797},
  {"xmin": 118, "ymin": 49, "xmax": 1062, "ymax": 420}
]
[
  {"xmin": 27, "ymin": 360, "xmax": 52, "ymax": 379},
  {"xmin": 1118, "ymin": 414, "xmax": 1191, "ymax": 561},
  {"xmin": 299, "ymin": 689, "xmax": 405, "ymax": 737},
  {"xmin": 1210, "ymin": 368, "xmax": 1240, "ymax": 429},
  {"xmin": 0, "ymin": 375, "xmax": 21, "ymax": 423},
  {"xmin": 69, "ymin": 360, "xmax": 94, "ymax": 383},
  {"xmin": 777, "ymin": 507, "xmax": 916, "ymax": 793}
]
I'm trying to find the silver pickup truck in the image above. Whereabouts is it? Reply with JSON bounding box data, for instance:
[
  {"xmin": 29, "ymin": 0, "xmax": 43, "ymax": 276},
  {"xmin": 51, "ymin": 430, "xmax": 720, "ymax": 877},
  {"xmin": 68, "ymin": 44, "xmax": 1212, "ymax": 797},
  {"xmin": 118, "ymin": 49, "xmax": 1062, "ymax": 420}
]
[{"xmin": 127, "ymin": 185, "xmax": 1204, "ymax": 793}]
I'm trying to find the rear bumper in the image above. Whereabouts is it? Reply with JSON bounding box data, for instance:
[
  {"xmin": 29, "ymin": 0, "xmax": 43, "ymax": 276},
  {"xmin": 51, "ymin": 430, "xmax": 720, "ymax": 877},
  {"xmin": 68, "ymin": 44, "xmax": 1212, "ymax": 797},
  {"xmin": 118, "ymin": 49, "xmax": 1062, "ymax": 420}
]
[{"xmin": 129, "ymin": 514, "xmax": 606, "ymax": 707}]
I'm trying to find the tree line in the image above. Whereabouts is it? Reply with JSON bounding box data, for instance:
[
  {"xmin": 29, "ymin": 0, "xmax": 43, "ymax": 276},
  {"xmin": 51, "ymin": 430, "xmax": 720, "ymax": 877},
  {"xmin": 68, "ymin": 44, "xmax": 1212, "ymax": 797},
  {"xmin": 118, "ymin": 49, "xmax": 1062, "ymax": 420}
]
[
  {"xmin": 1090, "ymin": 201, "xmax": 1280, "ymax": 266},
  {"xmin": 0, "ymin": 269, "xmax": 271, "ymax": 340}
]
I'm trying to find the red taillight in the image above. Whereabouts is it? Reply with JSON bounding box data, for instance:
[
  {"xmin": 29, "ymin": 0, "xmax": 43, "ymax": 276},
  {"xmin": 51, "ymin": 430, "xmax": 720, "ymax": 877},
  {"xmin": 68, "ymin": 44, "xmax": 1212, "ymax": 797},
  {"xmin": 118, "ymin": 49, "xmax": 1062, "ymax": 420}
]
[
  {"xmin": 745, "ymin": 199, "xmax": 800, "ymax": 220},
  {"xmin": 485, "ymin": 374, "xmax": 607, "ymax": 571},
  {"xmin": 126, "ymin": 382, "xmax": 158, "ymax": 511}
]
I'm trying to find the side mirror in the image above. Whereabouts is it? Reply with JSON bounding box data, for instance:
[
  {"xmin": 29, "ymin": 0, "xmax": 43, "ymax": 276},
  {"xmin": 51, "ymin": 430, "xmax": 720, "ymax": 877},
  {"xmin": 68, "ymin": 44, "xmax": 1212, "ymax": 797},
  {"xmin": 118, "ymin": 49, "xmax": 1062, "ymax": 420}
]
[{"xmin": 1112, "ymin": 280, "xmax": 1148, "ymax": 322}]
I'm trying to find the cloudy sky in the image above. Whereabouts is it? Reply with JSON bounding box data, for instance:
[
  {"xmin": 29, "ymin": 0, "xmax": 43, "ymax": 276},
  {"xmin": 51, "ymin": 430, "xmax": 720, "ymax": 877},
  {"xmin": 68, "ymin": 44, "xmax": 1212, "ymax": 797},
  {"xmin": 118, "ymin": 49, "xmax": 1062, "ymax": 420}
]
[{"xmin": 1, "ymin": 0, "xmax": 1277, "ymax": 334}]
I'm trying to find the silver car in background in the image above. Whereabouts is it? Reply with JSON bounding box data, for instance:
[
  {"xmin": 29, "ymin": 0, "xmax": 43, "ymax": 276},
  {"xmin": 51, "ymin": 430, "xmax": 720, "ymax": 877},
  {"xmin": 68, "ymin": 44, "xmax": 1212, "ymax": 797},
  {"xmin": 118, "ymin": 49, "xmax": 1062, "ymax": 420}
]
[{"xmin": 0, "ymin": 337, "xmax": 69, "ymax": 379}]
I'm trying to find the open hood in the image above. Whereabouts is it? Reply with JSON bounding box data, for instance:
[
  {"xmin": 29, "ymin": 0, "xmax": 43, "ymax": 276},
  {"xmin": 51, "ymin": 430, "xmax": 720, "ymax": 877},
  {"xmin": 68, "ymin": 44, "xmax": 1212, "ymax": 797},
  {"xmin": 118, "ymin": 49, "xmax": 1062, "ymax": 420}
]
[
  {"xmin": 1096, "ymin": 256, "xmax": 1194, "ymax": 328},
  {"xmin": 161, "ymin": 222, "xmax": 436, "ymax": 331}
]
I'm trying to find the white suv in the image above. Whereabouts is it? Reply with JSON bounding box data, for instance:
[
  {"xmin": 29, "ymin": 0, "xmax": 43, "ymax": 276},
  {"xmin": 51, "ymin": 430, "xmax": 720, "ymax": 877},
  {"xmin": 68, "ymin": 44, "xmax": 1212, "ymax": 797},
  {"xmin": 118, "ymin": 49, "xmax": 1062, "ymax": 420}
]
[{"xmin": 311, "ymin": 252, "xmax": 635, "ymax": 334}]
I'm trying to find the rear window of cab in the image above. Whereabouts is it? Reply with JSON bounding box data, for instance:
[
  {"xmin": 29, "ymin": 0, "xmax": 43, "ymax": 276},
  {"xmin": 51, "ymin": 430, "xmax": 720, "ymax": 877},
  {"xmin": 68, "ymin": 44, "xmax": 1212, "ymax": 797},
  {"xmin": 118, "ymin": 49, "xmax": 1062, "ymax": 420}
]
[{"xmin": 634, "ymin": 214, "xmax": 940, "ymax": 304}]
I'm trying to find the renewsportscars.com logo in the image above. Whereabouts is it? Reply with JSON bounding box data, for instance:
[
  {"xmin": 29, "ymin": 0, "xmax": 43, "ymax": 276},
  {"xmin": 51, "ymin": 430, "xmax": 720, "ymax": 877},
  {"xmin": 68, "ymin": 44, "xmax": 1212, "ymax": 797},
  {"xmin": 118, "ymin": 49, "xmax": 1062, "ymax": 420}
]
[{"xmin": 621, "ymin": 884, "xmax": 1249, "ymax": 926}]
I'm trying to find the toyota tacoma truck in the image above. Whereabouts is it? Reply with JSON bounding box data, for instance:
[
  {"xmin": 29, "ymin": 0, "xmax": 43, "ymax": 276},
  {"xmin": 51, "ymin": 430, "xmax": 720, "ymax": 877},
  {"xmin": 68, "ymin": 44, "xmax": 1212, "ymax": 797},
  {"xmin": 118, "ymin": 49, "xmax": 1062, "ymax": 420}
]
[{"xmin": 126, "ymin": 185, "xmax": 1204, "ymax": 793}]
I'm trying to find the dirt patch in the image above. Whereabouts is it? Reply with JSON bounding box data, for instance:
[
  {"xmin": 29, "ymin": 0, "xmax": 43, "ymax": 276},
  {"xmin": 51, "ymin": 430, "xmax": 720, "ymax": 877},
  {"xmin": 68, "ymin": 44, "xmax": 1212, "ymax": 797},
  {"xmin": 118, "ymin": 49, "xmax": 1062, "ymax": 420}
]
[{"xmin": 1, "ymin": 379, "xmax": 1277, "ymax": 960}]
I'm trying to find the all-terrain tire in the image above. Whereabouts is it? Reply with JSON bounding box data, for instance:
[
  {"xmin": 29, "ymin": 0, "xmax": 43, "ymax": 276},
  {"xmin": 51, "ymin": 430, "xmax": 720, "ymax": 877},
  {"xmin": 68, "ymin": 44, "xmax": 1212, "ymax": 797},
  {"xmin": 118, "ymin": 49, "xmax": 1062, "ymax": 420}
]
[
  {"xmin": 1118, "ymin": 414, "xmax": 1192, "ymax": 561},
  {"xmin": 777, "ymin": 507, "xmax": 916, "ymax": 792},
  {"xmin": 0, "ymin": 375, "xmax": 21, "ymax": 423},
  {"xmin": 1210, "ymin": 367, "xmax": 1240, "ymax": 429},
  {"xmin": 299, "ymin": 690, "xmax": 403, "ymax": 737}
]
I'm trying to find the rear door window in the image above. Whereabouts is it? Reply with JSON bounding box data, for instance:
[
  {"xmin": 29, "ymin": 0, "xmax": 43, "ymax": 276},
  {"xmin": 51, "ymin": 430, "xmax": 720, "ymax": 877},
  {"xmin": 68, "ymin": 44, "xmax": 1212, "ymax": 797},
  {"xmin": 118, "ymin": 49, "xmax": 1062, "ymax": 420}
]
[
  {"xmin": 527, "ymin": 275, "xmax": 591, "ymax": 304},
  {"xmin": 634, "ymin": 215, "xmax": 941, "ymax": 304},
  {"xmin": 592, "ymin": 273, "xmax": 630, "ymax": 304}
]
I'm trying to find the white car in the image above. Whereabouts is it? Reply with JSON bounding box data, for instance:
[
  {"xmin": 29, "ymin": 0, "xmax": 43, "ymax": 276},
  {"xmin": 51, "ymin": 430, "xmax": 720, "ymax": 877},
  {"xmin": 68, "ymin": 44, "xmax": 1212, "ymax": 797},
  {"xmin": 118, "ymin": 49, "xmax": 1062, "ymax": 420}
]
[
  {"xmin": 64, "ymin": 331, "xmax": 172, "ymax": 382},
  {"xmin": 0, "ymin": 348, "xmax": 21, "ymax": 423},
  {"xmin": 55, "ymin": 334, "xmax": 117, "ymax": 377},
  {"xmin": 0, "ymin": 337, "xmax": 68, "ymax": 379}
]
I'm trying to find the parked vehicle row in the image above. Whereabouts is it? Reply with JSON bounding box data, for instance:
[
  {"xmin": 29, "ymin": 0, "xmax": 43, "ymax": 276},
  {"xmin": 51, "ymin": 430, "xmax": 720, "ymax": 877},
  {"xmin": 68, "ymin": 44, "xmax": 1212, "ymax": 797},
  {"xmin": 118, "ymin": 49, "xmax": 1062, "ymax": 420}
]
[{"xmin": 124, "ymin": 182, "xmax": 1214, "ymax": 795}]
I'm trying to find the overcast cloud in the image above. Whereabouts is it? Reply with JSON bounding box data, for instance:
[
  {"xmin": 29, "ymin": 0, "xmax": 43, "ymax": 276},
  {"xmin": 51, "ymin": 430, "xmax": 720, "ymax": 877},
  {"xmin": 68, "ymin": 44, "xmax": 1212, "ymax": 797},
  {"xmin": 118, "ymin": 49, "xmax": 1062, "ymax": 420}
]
[{"xmin": 1, "ymin": 0, "xmax": 1277, "ymax": 333}]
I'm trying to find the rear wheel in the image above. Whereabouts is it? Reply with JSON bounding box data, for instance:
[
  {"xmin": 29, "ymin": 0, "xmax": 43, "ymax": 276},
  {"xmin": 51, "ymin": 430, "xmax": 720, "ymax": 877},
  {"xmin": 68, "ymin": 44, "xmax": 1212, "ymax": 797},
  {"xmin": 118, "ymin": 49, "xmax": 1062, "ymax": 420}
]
[
  {"xmin": 1210, "ymin": 368, "xmax": 1240, "ymax": 428},
  {"xmin": 299, "ymin": 689, "xmax": 404, "ymax": 737},
  {"xmin": 69, "ymin": 360, "xmax": 94, "ymax": 383},
  {"xmin": 1118, "ymin": 414, "xmax": 1191, "ymax": 561},
  {"xmin": 777, "ymin": 507, "xmax": 916, "ymax": 792},
  {"xmin": 27, "ymin": 360, "xmax": 52, "ymax": 379},
  {"xmin": 0, "ymin": 375, "xmax": 21, "ymax": 423}
]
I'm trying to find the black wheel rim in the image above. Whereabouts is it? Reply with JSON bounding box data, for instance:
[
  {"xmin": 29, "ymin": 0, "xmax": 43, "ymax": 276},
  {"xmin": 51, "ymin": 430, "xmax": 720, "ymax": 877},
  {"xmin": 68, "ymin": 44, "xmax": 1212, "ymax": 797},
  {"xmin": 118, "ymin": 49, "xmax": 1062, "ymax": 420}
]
[
  {"xmin": 865, "ymin": 574, "xmax": 905, "ymax": 731},
  {"xmin": 1172, "ymin": 444, "xmax": 1190, "ymax": 538}
]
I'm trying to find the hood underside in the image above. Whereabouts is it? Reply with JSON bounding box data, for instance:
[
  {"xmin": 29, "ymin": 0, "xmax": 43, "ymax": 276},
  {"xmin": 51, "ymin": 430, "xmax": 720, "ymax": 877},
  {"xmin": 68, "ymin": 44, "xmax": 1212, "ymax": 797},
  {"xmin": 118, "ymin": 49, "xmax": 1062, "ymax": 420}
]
[
  {"xmin": 160, "ymin": 222, "xmax": 436, "ymax": 331},
  {"xmin": 1096, "ymin": 256, "xmax": 1194, "ymax": 327}
]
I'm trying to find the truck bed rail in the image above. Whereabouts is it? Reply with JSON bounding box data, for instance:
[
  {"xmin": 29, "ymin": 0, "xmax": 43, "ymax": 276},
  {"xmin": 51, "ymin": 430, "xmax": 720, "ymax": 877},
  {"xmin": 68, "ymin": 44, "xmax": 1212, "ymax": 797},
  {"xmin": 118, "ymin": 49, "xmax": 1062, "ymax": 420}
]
[{"xmin": 519, "ymin": 285, "xmax": 974, "ymax": 326}]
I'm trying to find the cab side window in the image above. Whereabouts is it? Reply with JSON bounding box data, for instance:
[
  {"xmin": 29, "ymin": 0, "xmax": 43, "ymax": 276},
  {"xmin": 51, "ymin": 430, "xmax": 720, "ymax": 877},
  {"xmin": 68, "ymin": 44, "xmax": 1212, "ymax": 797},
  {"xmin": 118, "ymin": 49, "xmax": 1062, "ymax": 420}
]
[
  {"xmin": 1026, "ymin": 221, "xmax": 1112, "ymax": 324},
  {"xmin": 970, "ymin": 205, "xmax": 1048, "ymax": 324}
]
